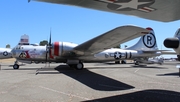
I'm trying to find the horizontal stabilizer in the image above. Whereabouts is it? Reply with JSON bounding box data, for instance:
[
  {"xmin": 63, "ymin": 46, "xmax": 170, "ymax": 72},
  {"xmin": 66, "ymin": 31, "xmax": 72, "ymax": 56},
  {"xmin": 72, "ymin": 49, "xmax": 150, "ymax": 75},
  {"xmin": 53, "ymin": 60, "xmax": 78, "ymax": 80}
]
[
  {"xmin": 160, "ymin": 51, "xmax": 177, "ymax": 55},
  {"xmin": 142, "ymin": 50, "xmax": 176, "ymax": 55}
]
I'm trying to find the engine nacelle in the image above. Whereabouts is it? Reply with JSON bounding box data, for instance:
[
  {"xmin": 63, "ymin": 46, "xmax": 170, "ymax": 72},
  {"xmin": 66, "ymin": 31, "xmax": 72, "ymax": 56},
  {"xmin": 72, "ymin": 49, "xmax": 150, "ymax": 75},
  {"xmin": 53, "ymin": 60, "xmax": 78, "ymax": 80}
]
[
  {"xmin": 51, "ymin": 42, "xmax": 78, "ymax": 57},
  {"xmin": 164, "ymin": 37, "xmax": 179, "ymax": 49}
]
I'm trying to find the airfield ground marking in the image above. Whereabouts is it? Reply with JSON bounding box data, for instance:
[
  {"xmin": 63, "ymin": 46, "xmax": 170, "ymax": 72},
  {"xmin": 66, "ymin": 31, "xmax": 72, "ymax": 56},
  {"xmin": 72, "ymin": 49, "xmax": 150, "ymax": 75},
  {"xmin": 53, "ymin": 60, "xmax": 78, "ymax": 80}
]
[
  {"xmin": 134, "ymin": 68, "xmax": 140, "ymax": 73},
  {"xmin": 39, "ymin": 86, "xmax": 90, "ymax": 100}
]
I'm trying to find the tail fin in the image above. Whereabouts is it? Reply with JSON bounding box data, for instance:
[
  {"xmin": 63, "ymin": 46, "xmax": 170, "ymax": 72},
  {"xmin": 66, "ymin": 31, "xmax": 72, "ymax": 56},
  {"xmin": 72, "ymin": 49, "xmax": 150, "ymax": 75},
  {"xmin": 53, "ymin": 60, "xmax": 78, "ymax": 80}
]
[
  {"xmin": 18, "ymin": 34, "xmax": 30, "ymax": 45},
  {"xmin": 125, "ymin": 27, "xmax": 158, "ymax": 51},
  {"xmin": 174, "ymin": 28, "xmax": 180, "ymax": 37},
  {"xmin": 164, "ymin": 28, "xmax": 180, "ymax": 49}
]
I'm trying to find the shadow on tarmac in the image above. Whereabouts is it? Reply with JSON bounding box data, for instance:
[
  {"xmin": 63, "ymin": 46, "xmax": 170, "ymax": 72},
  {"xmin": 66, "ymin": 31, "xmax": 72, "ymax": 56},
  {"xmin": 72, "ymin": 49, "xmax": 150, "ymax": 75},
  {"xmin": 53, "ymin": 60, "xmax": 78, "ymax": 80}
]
[
  {"xmin": 130, "ymin": 65, "xmax": 168, "ymax": 69},
  {"xmin": 38, "ymin": 65, "xmax": 135, "ymax": 91},
  {"xmin": 157, "ymin": 72, "xmax": 180, "ymax": 76},
  {"xmin": 2, "ymin": 64, "xmax": 135, "ymax": 91},
  {"xmin": 83, "ymin": 89, "xmax": 180, "ymax": 102}
]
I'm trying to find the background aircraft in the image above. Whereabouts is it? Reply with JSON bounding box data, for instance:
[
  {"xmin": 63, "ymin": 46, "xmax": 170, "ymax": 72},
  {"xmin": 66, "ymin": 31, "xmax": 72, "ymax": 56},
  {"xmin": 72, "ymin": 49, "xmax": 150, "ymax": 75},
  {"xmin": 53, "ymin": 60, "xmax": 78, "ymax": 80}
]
[
  {"xmin": 11, "ymin": 25, "xmax": 149, "ymax": 69},
  {"xmin": 0, "ymin": 48, "xmax": 12, "ymax": 59},
  {"xmin": 31, "ymin": 0, "xmax": 180, "ymax": 22},
  {"xmin": 164, "ymin": 28, "xmax": 180, "ymax": 61}
]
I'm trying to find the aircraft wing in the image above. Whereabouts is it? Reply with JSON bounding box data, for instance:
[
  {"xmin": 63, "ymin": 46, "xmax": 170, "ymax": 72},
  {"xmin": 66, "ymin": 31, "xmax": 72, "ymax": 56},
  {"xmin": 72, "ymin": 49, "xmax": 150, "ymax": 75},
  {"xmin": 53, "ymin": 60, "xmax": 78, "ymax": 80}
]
[
  {"xmin": 33, "ymin": 0, "xmax": 180, "ymax": 22},
  {"xmin": 73, "ymin": 25, "xmax": 149, "ymax": 55}
]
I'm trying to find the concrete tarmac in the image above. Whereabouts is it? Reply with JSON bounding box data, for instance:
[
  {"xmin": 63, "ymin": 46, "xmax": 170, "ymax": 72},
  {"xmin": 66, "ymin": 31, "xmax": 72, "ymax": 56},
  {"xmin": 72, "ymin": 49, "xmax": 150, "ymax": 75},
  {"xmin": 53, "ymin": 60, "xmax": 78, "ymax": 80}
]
[{"xmin": 0, "ymin": 61, "xmax": 180, "ymax": 102}]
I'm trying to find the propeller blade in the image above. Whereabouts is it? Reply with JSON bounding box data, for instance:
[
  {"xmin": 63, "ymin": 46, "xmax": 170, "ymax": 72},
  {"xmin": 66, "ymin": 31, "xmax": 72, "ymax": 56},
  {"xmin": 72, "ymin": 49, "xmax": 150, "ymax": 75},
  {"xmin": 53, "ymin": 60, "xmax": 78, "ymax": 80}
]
[
  {"xmin": 48, "ymin": 28, "xmax": 52, "ymax": 61},
  {"xmin": 49, "ymin": 28, "xmax": 52, "ymax": 46},
  {"xmin": 45, "ymin": 45, "xmax": 48, "ymax": 63}
]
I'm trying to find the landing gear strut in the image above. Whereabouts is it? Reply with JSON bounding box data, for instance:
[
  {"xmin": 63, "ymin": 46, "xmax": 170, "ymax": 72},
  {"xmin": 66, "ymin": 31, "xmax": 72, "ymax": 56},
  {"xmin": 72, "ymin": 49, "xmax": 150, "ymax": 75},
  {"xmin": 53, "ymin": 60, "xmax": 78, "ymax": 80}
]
[{"xmin": 13, "ymin": 60, "xmax": 19, "ymax": 69}]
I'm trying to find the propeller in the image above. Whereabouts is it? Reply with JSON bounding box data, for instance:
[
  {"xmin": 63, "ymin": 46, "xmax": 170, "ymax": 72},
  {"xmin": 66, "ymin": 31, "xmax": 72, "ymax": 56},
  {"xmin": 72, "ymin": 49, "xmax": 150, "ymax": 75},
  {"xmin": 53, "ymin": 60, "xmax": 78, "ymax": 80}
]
[{"xmin": 45, "ymin": 28, "xmax": 52, "ymax": 64}]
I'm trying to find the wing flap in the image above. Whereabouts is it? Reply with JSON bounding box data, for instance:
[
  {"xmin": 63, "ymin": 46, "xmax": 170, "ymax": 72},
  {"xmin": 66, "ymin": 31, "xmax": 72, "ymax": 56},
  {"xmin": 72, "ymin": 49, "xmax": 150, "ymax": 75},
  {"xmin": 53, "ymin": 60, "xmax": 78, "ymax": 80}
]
[{"xmin": 74, "ymin": 25, "xmax": 149, "ymax": 55}]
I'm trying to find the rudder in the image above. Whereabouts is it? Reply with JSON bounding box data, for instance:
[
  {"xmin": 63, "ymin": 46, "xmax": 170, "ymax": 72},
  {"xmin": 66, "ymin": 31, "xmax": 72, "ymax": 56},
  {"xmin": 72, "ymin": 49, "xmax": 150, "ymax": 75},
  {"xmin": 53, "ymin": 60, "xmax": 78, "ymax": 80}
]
[{"xmin": 125, "ymin": 27, "xmax": 158, "ymax": 51}]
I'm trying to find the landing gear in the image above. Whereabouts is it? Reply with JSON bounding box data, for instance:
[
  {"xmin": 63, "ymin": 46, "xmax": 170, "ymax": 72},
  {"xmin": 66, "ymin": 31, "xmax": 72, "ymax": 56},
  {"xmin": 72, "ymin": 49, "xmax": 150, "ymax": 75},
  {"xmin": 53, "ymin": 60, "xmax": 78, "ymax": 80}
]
[
  {"xmin": 34, "ymin": 61, "xmax": 40, "ymax": 64},
  {"xmin": 134, "ymin": 61, "xmax": 139, "ymax": 65},
  {"xmin": 68, "ymin": 62, "xmax": 84, "ymax": 70},
  {"xmin": 75, "ymin": 62, "xmax": 84, "ymax": 70},
  {"xmin": 115, "ymin": 61, "xmax": 120, "ymax": 64},
  {"xmin": 13, "ymin": 64, "xmax": 19, "ymax": 69},
  {"xmin": 115, "ymin": 60, "xmax": 126, "ymax": 64},
  {"xmin": 121, "ymin": 60, "xmax": 126, "ymax": 64}
]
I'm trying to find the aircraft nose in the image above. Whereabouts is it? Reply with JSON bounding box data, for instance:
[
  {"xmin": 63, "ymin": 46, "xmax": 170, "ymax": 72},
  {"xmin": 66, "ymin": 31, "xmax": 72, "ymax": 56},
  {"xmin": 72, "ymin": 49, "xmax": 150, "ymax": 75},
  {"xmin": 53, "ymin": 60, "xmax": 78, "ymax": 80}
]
[{"xmin": 164, "ymin": 37, "xmax": 179, "ymax": 49}]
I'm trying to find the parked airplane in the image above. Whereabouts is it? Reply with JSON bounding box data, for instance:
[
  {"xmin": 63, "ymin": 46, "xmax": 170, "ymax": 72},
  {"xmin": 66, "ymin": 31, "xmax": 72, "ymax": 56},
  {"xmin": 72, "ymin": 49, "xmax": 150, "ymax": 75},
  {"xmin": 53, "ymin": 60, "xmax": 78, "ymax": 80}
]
[
  {"xmin": 11, "ymin": 25, "xmax": 150, "ymax": 69},
  {"xmin": 164, "ymin": 28, "xmax": 180, "ymax": 61},
  {"xmin": 0, "ymin": 48, "xmax": 12, "ymax": 59},
  {"xmin": 30, "ymin": 0, "xmax": 180, "ymax": 22}
]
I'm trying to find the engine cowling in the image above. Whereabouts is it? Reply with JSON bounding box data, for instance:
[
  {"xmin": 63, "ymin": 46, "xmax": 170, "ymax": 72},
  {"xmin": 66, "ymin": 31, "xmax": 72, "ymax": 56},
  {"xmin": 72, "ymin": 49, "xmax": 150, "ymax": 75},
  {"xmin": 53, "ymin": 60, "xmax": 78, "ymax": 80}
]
[
  {"xmin": 164, "ymin": 37, "xmax": 179, "ymax": 49},
  {"xmin": 51, "ymin": 42, "xmax": 78, "ymax": 57}
]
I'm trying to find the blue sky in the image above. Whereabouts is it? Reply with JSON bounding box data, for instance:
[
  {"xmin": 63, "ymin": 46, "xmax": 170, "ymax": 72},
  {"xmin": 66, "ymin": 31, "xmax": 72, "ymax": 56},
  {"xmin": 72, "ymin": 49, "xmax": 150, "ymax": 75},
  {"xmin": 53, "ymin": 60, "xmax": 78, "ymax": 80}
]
[{"xmin": 1, "ymin": 0, "xmax": 179, "ymax": 58}]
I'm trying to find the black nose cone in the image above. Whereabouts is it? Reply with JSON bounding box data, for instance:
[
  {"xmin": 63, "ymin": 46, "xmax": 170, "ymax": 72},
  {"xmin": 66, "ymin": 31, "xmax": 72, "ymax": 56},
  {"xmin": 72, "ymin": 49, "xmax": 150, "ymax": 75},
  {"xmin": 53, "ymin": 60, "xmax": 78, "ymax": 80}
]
[{"xmin": 164, "ymin": 38, "xmax": 179, "ymax": 49}]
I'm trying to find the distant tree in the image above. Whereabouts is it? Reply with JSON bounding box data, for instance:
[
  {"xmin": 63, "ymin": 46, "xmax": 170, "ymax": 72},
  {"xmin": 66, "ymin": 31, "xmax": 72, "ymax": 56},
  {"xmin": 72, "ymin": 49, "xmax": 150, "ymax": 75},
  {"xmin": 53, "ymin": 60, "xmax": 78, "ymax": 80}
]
[
  {"xmin": 39, "ymin": 40, "xmax": 48, "ymax": 46},
  {"xmin": 6, "ymin": 44, "xmax": 10, "ymax": 48},
  {"xmin": 114, "ymin": 44, "xmax": 121, "ymax": 48}
]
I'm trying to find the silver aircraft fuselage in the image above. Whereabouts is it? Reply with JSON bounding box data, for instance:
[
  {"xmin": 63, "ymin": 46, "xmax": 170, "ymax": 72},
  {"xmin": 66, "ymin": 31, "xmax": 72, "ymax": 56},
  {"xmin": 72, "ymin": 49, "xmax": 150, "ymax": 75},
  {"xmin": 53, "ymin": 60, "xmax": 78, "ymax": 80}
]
[{"xmin": 11, "ymin": 45, "xmax": 161, "ymax": 63}]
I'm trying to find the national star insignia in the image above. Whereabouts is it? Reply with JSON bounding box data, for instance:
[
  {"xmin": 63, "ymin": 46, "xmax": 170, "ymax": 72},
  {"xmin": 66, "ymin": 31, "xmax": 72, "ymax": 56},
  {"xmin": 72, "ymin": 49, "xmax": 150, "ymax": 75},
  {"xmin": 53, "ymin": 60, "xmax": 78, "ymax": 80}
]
[{"xmin": 115, "ymin": 0, "xmax": 151, "ymax": 10}]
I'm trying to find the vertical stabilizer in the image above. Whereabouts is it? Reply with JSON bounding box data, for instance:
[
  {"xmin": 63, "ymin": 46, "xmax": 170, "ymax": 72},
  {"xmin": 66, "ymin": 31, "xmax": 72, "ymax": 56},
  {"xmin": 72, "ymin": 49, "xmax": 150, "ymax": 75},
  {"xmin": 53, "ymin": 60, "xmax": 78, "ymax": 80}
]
[
  {"xmin": 164, "ymin": 28, "xmax": 180, "ymax": 49},
  {"xmin": 18, "ymin": 34, "xmax": 29, "ymax": 45},
  {"xmin": 125, "ymin": 27, "xmax": 158, "ymax": 51},
  {"xmin": 174, "ymin": 28, "xmax": 180, "ymax": 37}
]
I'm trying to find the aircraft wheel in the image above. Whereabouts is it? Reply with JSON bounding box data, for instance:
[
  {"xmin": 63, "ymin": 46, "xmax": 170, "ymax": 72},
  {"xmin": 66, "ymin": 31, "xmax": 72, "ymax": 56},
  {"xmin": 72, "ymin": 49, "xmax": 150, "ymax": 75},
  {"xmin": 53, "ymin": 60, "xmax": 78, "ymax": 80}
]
[
  {"xmin": 115, "ymin": 61, "xmax": 120, "ymax": 64},
  {"xmin": 75, "ymin": 62, "xmax": 84, "ymax": 70},
  {"xmin": 34, "ymin": 61, "xmax": 40, "ymax": 64},
  {"xmin": 13, "ymin": 64, "xmax": 19, "ymax": 69},
  {"xmin": 134, "ymin": 61, "xmax": 139, "ymax": 65}
]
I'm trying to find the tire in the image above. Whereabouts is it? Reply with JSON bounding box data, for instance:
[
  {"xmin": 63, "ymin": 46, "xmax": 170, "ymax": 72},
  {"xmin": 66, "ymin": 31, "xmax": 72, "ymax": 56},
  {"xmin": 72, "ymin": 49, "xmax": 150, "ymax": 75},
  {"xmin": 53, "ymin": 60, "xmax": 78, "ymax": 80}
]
[
  {"xmin": 34, "ymin": 61, "xmax": 39, "ymax": 64},
  {"xmin": 13, "ymin": 64, "xmax": 19, "ymax": 69},
  {"xmin": 75, "ymin": 62, "xmax": 84, "ymax": 70},
  {"xmin": 115, "ymin": 61, "xmax": 120, "ymax": 64},
  {"xmin": 135, "ymin": 61, "xmax": 139, "ymax": 65},
  {"xmin": 121, "ymin": 60, "xmax": 126, "ymax": 64}
]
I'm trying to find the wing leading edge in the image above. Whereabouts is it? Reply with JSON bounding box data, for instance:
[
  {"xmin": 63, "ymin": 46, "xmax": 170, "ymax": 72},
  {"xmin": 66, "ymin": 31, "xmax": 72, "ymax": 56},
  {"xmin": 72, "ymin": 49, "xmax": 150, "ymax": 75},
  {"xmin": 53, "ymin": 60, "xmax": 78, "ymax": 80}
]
[{"xmin": 74, "ymin": 25, "xmax": 149, "ymax": 55}]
